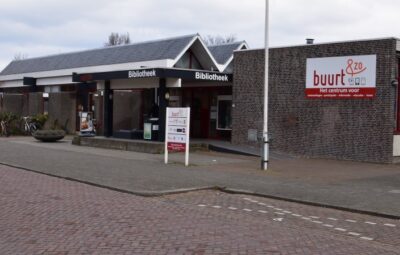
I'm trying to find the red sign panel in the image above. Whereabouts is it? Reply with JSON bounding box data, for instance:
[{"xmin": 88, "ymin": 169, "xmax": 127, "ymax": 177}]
[
  {"xmin": 167, "ymin": 142, "xmax": 186, "ymax": 152},
  {"xmin": 306, "ymin": 88, "xmax": 376, "ymax": 99}
]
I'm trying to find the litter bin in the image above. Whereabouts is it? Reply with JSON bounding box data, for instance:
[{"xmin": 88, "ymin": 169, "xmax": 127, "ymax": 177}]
[{"xmin": 143, "ymin": 118, "xmax": 159, "ymax": 141}]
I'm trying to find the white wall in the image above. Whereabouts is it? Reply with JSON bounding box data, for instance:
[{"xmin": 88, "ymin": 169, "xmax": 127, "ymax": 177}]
[{"xmin": 393, "ymin": 135, "xmax": 400, "ymax": 156}]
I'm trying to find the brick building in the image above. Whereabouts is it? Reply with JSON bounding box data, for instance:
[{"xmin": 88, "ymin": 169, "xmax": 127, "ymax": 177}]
[{"xmin": 232, "ymin": 38, "xmax": 400, "ymax": 163}]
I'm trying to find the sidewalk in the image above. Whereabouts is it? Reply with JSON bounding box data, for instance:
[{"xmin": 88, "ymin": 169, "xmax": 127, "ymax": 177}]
[{"xmin": 0, "ymin": 137, "xmax": 399, "ymax": 218}]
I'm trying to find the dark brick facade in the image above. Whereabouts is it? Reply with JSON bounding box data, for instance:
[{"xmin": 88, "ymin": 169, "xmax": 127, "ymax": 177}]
[
  {"xmin": 28, "ymin": 93, "xmax": 44, "ymax": 116},
  {"xmin": 48, "ymin": 92, "xmax": 76, "ymax": 134},
  {"xmin": 232, "ymin": 39, "xmax": 398, "ymax": 163},
  {"xmin": 2, "ymin": 94, "xmax": 28, "ymax": 117}
]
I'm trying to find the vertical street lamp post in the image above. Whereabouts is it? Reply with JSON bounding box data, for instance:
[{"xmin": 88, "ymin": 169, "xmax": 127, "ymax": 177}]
[{"xmin": 262, "ymin": 0, "xmax": 270, "ymax": 170}]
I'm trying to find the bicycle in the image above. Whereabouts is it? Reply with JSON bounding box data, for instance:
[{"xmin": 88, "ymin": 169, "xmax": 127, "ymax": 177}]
[
  {"xmin": 23, "ymin": 116, "xmax": 38, "ymax": 135},
  {"xmin": 0, "ymin": 120, "xmax": 9, "ymax": 137}
]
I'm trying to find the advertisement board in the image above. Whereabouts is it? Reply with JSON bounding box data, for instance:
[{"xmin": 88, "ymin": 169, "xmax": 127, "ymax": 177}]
[
  {"xmin": 306, "ymin": 55, "xmax": 377, "ymax": 99},
  {"xmin": 143, "ymin": 123, "xmax": 152, "ymax": 140},
  {"xmin": 165, "ymin": 107, "xmax": 190, "ymax": 166}
]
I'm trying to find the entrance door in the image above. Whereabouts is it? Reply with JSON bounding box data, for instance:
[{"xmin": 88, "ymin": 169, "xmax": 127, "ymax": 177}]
[{"xmin": 182, "ymin": 88, "xmax": 210, "ymax": 139}]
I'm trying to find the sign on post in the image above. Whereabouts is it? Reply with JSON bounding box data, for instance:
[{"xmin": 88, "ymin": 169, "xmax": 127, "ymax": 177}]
[
  {"xmin": 165, "ymin": 107, "xmax": 190, "ymax": 166},
  {"xmin": 306, "ymin": 55, "xmax": 377, "ymax": 99}
]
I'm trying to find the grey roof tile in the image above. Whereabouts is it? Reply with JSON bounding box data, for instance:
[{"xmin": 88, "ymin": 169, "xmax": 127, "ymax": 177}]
[
  {"xmin": 208, "ymin": 42, "xmax": 245, "ymax": 65},
  {"xmin": 0, "ymin": 34, "xmax": 197, "ymax": 76}
]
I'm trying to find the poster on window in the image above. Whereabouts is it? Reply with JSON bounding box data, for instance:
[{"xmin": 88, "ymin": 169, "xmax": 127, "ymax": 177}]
[{"xmin": 306, "ymin": 55, "xmax": 377, "ymax": 99}]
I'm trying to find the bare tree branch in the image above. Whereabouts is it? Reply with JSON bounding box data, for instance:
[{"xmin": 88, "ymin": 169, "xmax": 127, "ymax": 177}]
[
  {"xmin": 104, "ymin": 32, "xmax": 131, "ymax": 47},
  {"xmin": 13, "ymin": 53, "xmax": 28, "ymax": 61},
  {"xmin": 203, "ymin": 34, "xmax": 237, "ymax": 46}
]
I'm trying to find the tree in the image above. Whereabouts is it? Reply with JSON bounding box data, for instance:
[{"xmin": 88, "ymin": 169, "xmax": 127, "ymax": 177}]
[
  {"xmin": 203, "ymin": 34, "xmax": 237, "ymax": 46},
  {"xmin": 13, "ymin": 52, "xmax": 28, "ymax": 61},
  {"xmin": 104, "ymin": 32, "xmax": 131, "ymax": 47}
]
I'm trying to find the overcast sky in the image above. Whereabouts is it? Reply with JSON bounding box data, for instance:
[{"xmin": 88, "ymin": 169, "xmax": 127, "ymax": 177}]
[{"xmin": 0, "ymin": 0, "xmax": 399, "ymax": 70}]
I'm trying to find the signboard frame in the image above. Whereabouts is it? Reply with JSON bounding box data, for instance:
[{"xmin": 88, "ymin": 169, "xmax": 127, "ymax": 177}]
[{"xmin": 164, "ymin": 107, "xmax": 191, "ymax": 166}]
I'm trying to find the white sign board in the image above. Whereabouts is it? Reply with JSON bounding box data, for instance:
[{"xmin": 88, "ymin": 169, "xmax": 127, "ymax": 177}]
[
  {"xmin": 165, "ymin": 107, "xmax": 190, "ymax": 166},
  {"xmin": 306, "ymin": 55, "xmax": 377, "ymax": 99}
]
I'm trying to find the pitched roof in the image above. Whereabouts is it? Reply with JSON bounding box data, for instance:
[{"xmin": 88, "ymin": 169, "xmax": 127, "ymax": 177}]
[
  {"xmin": 0, "ymin": 34, "xmax": 197, "ymax": 76},
  {"xmin": 208, "ymin": 41, "xmax": 247, "ymax": 65}
]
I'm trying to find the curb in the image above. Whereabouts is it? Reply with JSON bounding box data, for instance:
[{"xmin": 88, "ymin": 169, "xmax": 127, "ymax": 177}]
[
  {"xmin": 0, "ymin": 161, "xmax": 217, "ymax": 197},
  {"xmin": 219, "ymin": 188, "xmax": 400, "ymax": 220},
  {"xmin": 1, "ymin": 161, "xmax": 399, "ymax": 220}
]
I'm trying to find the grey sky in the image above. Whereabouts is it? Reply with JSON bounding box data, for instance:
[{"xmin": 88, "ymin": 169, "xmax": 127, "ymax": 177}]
[{"xmin": 0, "ymin": 0, "xmax": 399, "ymax": 70}]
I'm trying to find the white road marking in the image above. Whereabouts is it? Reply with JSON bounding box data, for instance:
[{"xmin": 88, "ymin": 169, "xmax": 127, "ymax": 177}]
[
  {"xmin": 228, "ymin": 207, "xmax": 237, "ymax": 210},
  {"xmin": 334, "ymin": 228, "xmax": 347, "ymax": 232},
  {"xmin": 384, "ymin": 223, "xmax": 396, "ymax": 227},
  {"xmin": 302, "ymin": 217, "xmax": 311, "ymax": 220},
  {"xmin": 292, "ymin": 214, "xmax": 302, "ymax": 217},
  {"xmin": 283, "ymin": 211, "xmax": 292, "ymax": 214},
  {"xmin": 243, "ymin": 208, "xmax": 252, "ymax": 212},
  {"xmin": 345, "ymin": 219, "xmax": 357, "ymax": 223},
  {"xmin": 243, "ymin": 198, "xmax": 252, "ymax": 201},
  {"xmin": 275, "ymin": 208, "xmax": 283, "ymax": 211},
  {"xmin": 323, "ymin": 224, "xmax": 333, "ymax": 228},
  {"xmin": 365, "ymin": 221, "xmax": 377, "ymax": 225},
  {"xmin": 273, "ymin": 218, "xmax": 283, "ymax": 222},
  {"xmin": 328, "ymin": 218, "xmax": 338, "ymax": 221},
  {"xmin": 310, "ymin": 216, "xmax": 320, "ymax": 219},
  {"xmin": 360, "ymin": 237, "xmax": 374, "ymax": 241},
  {"xmin": 197, "ymin": 204, "xmax": 207, "ymax": 207},
  {"xmin": 311, "ymin": 221, "xmax": 323, "ymax": 224},
  {"xmin": 258, "ymin": 210, "xmax": 268, "ymax": 214},
  {"xmin": 212, "ymin": 205, "xmax": 221, "ymax": 209},
  {"xmin": 275, "ymin": 212, "xmax": 285, "ymax": 215},
  {"xmin": 258, "ymin": 202, "xmax": 266, "ymax": 206},
  {"xmin": 348, "ymin": 232, "xmax": 361, "ymax": 236}
]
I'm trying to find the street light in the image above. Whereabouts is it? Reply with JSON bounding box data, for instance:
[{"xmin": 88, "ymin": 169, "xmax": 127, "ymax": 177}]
[{"xmin": 262, "ymin": 0, "xmax": 270, "ymax": 170}]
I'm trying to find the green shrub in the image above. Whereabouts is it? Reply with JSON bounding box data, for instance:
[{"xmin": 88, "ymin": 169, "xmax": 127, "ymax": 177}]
[
  {"xmin": 31, "ymin": 113, "xmax": 48, "ymax": 129},
  {"xmin": 0, "ymin": 112, "xmax": 20, "ymax": 135}
]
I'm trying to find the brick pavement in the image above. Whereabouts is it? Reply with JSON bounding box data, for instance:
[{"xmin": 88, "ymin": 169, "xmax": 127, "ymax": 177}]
[{"xmin": 0, "ymin": 165, "xmax": 399, "ymax": 255}]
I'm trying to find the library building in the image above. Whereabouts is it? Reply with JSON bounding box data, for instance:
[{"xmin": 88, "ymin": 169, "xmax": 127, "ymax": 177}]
[{"xmin": 1, "ymin": 34, "xmax": 400, "ymax": 163}]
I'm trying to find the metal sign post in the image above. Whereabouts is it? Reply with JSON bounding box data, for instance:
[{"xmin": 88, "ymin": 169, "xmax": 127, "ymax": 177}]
[{"xmin": 165, "ymin": 107, "xmax": 191, "ymax": 166}]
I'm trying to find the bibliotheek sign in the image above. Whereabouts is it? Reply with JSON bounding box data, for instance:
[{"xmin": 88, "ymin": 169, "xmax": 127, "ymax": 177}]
[{"xmin": 306, "ymin": 55, "xmax": 377, "ymax": 99}]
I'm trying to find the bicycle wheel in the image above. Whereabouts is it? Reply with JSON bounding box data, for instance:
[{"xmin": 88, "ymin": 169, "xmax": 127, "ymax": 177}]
[{"xmin": 30, "ymin": 124, "xmax": 38, "ymax": 135}]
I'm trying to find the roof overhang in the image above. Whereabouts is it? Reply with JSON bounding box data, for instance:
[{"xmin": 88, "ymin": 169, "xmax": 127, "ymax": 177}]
[{"xmin": 73, "ymin": 68, "xmax": 233, "ymax": 83}]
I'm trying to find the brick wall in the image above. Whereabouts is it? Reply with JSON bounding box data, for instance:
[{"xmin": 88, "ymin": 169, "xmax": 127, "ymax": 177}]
[
  {"xmin": 28, "ymin": 93, "xmax": 44, "ymax": 116},
  {"xmin": 232, "ymin": 39, "xmax": 398, "ymax": 163},
  {"xmin": 48, "ymin": 92, "xmax": 76, "ymax": 134},
  {"xmin": 1, "ymin": 94, "xmax": 28, "ymax": 117}
]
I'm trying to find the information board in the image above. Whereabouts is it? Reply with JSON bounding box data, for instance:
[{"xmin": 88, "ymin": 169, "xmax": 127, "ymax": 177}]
[
  {"xmin": 165, "ymin": 107, "xmax": 190, "ymax": 166},
  {"xmin": 306, "ymin": 55, "xmax": 376, "ymax": 99}
]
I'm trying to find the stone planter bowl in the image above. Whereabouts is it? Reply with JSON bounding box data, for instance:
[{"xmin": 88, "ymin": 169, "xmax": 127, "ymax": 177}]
[{"xmin": 33, "ymin": 130, "xmax": 66, "ymax": 142}]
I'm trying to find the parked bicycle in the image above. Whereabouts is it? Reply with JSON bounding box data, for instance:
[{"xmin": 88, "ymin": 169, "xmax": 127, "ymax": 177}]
[
  {"xmin": 0, "ymin": 119, "xmax": 9, "ymax": 137},
  {"xmin": 23, "ymin": 116, "xmax": 38, "ymax": 135}
]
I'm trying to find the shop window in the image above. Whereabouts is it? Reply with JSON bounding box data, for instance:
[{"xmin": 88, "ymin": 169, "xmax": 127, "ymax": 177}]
[{"xmin": 217, "ymin": 95, "xmax": 232, "ymax": 130}]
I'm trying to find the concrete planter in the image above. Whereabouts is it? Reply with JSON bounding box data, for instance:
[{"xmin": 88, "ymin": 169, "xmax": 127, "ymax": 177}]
[{"xmin": 33, "ymin": 130, "xmax": 66, "ymax": 142}]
